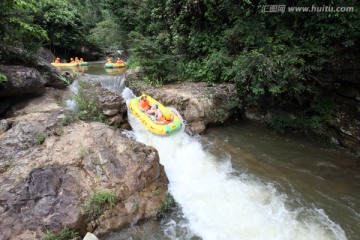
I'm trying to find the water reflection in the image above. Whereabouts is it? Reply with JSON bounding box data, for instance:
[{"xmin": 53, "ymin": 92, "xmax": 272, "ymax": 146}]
[
  {"xmin": 53, "ymin": 62, "xmax": 126, "ymax": 75},
  {"xmin": 105, "ymin": 67, "xmax": 126, "ymax": 75}
]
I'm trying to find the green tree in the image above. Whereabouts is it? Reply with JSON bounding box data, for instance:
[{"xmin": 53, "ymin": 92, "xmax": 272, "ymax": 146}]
[
  {"xmin": 35, "ymin": 0, "xmax": 86, "ymax": 58},
  {"xmin": 89, "ymin": 20, "xmax": 123, "ymax": 51},
  {"xmin": 0, "ymin": 0, "xmax": 48, "ymax": 52},
  {"xmin": 107, "ymin": 0, "xmax": 359, "ymax": 111}
]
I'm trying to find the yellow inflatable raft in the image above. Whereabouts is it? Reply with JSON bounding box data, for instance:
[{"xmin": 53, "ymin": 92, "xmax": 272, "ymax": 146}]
[
  {"xmin": 129, "ymin": 94, "xmax": 182, "ymax": 135},
  {"xmin": 51, "ymin": 62, "xmax": 78, "ymax": 67}
]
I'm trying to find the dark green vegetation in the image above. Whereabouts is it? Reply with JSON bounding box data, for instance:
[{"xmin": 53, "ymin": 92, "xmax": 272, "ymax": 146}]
[
  {"xmin": 107, "ymin": 0, "xmax": 359, "ymax": 138},
  {"xmin": 0, "ymin": 0, "xmax": 359, "ymax": 138},
  {"xmin": 0, "ymin": 0, "xmax": 121, "ymax": 61}
]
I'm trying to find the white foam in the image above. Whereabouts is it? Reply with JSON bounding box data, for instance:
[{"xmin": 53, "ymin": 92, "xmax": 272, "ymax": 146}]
[{"xmin": 128, "ymin": 108, "xmax": 347, "ymax": 240}]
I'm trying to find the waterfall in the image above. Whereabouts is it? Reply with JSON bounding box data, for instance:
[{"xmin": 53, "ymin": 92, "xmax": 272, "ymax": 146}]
[{"xmin": 122, "ymin": 87, "xmax": 347, "ymax": 240}]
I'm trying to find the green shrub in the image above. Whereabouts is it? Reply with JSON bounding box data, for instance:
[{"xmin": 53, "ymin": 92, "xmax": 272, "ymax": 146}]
[
  {"xmin": 75, "ymin": 83, "xmax": 105, "ymax": 122},
  {"xmin": 0, "ymin": 73, "xmax": 7, "ymax": 84},
  {"xmin": 270, "ymin": 113, "xmax": 303, "ymax": 134},
  {"xmin": 43, "ymin": 227, "xmax": 79, "ymax": 240},
  {"xmin": 270, "ymin": 97, "xmax": 338, "ymax": 140},
  {"xmin": 56, "ymin": 75, "xmax": 70, "ymax": 86},
  {"xmin": 157, "ymin": 192, "xmax": 175, "ymax": 219},
  {"xmin": 83, "ymin": 191, "xmax": 116, "ymax": 220},
  {"xmin": 58, "ymin": 114, "xmax": 76, "ymax": 126},
  {"xmin": 35, "ymin": 133, "xmax": 46, "ymax": 145}
]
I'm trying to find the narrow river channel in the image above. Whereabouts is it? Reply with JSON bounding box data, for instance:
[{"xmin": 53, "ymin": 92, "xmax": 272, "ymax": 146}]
[{"xmin": 69, "ymin": 64, "xmax": 360, "ymax": 240}]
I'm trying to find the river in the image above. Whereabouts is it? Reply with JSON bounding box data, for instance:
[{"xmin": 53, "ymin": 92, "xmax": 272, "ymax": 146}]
[{"xmin": 67, "ymin": 65, "xmax": 360, "ymax": 240}]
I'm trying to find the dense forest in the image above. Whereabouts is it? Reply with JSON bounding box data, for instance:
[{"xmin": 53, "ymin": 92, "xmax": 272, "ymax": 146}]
[{"xmin": 1, "ymin": 0, "xmax": 359, "ymax": 140}]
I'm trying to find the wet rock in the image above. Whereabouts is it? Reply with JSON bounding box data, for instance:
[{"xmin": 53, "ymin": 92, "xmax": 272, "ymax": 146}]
[
  {"xmin": 121, "ymin": 123, "xmax": 132, "ymax": 130},
  {"xmin": 189, "ymin": 120, "xmax": 206, "ymax": 134},
  {"xmin": 103, "ymin": 109, "xmax": 119, "ymax": 117},
  {"xmin": 0, "ymin": 65, "xmax": 46, "ymax": 98},
  {"xmin": 106, "ymin": 115, "xmax": 123, "ymax": 126}
]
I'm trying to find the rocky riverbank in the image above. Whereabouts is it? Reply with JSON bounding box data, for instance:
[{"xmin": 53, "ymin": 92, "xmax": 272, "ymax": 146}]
[
  {"xmin": 1, "ymin": 56, "xmax": 358, "ymax": 239},
  {"xmin": 0, "ymin": 86, "xmax": 169, "ymax": 239},
  {"xmin": 0, "ymin": 61, "xmax": 240, "ymax": 239}
]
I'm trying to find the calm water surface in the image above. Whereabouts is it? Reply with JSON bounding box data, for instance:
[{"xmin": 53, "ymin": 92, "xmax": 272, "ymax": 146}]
[{"xmin": 55, "ymin": 62, "xmax": 126, "ymax": 75}]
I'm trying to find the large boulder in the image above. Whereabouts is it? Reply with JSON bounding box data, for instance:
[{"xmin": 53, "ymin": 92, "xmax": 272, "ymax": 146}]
[
  {"xmin": 126, "ymin": 77, "xmax": 238, "ymax": 134},
  {"xmin": 40, "ymin": 48, "xmax": 56, "ymax": 63},
  {"xmin": 0, "ymin": 65, "xmax": 46, "ymax": 98},
  {"xmin": 33, "ymin": 55, "xmax": 71, "ymax": 89},
  {"xmin": 0, "ymin": 118, "xmax": 168, "ymax": 240},
  {"xmin": 0, "ymin": 87, "xmax": 168, "ymax": 240},
  {"xmin": 0, "ymin": 44, "xmax": 71, "ymax": 89},
  {"xmin": 77, "ymin": 77, "xmax": 128, "ymax": 128}
]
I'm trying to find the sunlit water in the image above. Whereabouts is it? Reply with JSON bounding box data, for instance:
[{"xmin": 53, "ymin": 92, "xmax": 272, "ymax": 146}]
[{"xmin": 65, "ymin": 74, "xmax": 359, "ymax": 240}]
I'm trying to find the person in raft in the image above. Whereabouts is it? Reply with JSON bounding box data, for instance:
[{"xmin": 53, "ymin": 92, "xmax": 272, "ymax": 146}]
[
  {"xmin": 155, "ymin": 113, "xmax": 174, "ymax": 125},
  {"xmin": 70, "ymin": 58, "xmax": 75, "ymax": 63},
  {"xmin": 139, "ymin": 96, "xmax": 151, "ymax": 111},
  {"xmin": 79, "ymin": 58, "xmax": 84, "ymax": 63},
  {"xmin": 107, "ymin": 58, "xmax": 112, "ymax": 63},
  {"xmin": 75, "ymin": 57, "xmax": 80, "ymax": 63},
  {"xmin": 147, "ymin": 104, "xmax": 163, "ymax": 121},
  {"xmin": 116, "ymin": 58, "xmax": 123, "ymax": 64},
  {"xmin": 55, "ymin": 57, "xmax": 60, "ymax": 63}
]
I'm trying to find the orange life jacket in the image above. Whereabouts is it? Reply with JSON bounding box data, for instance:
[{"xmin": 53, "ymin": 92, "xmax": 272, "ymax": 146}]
[
  {"xmin": 156, "ymin": 116, "xmax": 172, "ymax": 125},
  {"xmin": 140, "ymin": 100, "xmax": 150, "ymax": 110}
]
